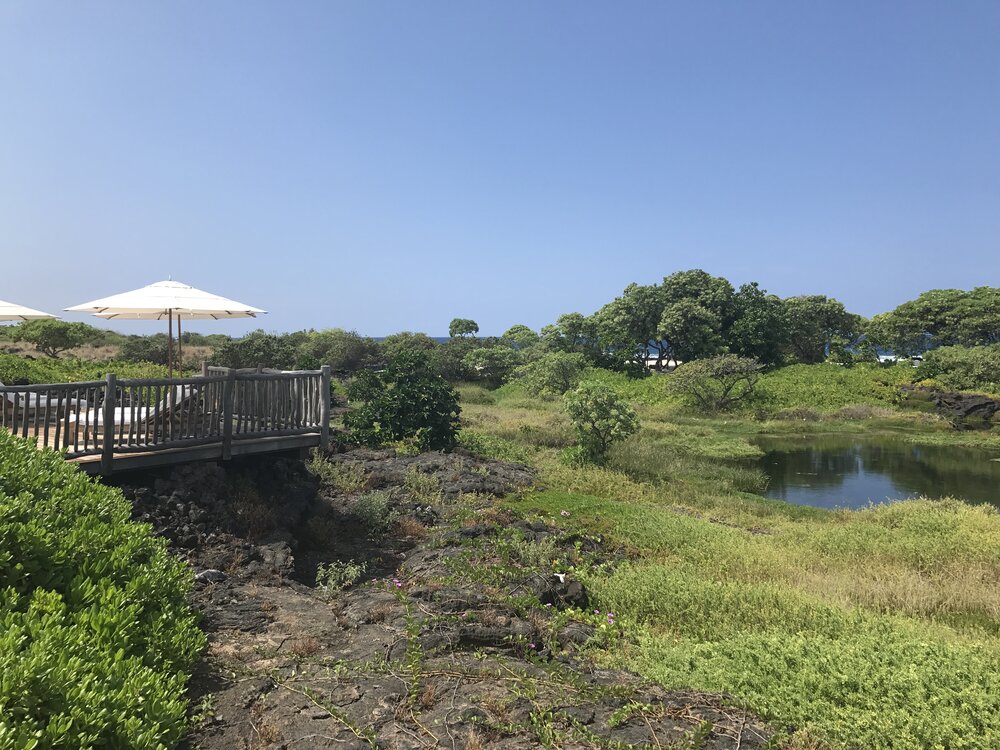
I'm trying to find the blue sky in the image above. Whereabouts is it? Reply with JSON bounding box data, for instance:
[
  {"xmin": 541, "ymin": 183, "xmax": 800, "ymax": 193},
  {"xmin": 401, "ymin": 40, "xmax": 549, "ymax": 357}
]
[{"xmin": 2, "ymin": 2, "xmax": 998, "ymax": 336}]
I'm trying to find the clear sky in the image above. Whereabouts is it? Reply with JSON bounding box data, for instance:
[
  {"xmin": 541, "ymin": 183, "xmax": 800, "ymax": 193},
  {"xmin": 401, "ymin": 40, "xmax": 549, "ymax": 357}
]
[{"xmin": 2, "ymin": 2, "xmax": 998, "ymax": 336}]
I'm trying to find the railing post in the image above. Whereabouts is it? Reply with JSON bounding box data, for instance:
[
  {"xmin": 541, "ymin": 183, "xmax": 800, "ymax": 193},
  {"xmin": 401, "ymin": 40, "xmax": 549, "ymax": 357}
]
[
  {"xmin": 222, "ymin": 369, "xmax": 236, "ymax": 460},
  {"xmin": 320, "ymin": 365, "xmax": 331, "ymax": 451},
  {"xmin": 100, "ymin": 373, "xmax": 116, "ymax": 475},
  {"xmin": 201, "ymin": 361, "xmax": 208, "ymax": 378}
]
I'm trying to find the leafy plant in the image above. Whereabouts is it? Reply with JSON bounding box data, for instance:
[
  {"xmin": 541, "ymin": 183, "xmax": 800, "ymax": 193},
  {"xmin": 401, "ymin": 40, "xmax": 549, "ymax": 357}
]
[
  {"xmin": 463, "ymin": 346, "xmax": 521, "ymax": 389},
  {"xmin": 0, "ymin": 430, "xmax": 204, "ymax": 747},
  {"xmin": 669, "ymin": 355, "xmax": 764, "ymax": 412},
  {"xmin": 564, "ymin": 381, "xmax": 640, "ymax": 462},
  {"xmin": 917, "ymin": 344, "xmax": 1000, "ymax": 394},
  {"xmin": 448, "ymin": 318, "xmax": 479, "ymax": 338},
  {"xmin": 352, "ymin": 490, "xmax": 397, "ymax": 536},
  {"xmin": 345, "ymin": 351, "xmax": 461, "ymax": 451},
  {"xmin": 316, "ymin": 560, "xmax": 367, "ymax": 593},
  {"xmin": 7, "ymin": 319, "xmax": 102, "ymax": 358},
  {"xmin": 515, "ymin": 351, "xmax": 588, "ymax": 396}
]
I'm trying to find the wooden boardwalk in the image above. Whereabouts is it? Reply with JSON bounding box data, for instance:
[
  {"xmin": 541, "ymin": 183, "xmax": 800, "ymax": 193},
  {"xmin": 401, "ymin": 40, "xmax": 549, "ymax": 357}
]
[{"xmin": 1, "ymin": 365, "xmax": 331, "ymax": 474}]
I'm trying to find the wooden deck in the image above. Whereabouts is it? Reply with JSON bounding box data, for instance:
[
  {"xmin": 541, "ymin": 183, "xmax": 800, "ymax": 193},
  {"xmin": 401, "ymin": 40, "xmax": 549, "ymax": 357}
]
[{"xmin": 1, "ymin": 365, "xmax": 331, "ymax": 475}]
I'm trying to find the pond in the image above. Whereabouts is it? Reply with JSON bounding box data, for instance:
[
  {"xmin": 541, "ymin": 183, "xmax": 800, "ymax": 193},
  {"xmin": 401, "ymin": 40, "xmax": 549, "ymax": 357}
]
[{"xmin": 752, "ymin": 435, "xmax": 1000, "ymax": 510}]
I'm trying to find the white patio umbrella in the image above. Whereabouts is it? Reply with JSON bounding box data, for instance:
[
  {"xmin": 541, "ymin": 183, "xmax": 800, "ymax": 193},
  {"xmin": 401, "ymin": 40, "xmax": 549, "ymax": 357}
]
[
  {"xmin": 67, "ymin": 280, "xmax": 266, "ymax": 375},
  {"xmin": 0, "ymin": 299, "xmax": 58, "ymax": 321}
]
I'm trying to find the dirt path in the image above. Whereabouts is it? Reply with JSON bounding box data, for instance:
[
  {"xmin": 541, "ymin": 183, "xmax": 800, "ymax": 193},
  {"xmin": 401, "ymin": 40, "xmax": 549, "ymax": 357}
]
[{"xmin": 117, "ymin": 448, "xmax": 776, "ymax": 750}]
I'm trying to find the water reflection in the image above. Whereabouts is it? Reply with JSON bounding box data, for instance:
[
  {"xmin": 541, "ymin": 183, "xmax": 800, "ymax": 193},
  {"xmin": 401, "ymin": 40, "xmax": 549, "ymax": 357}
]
[{"xmin": 753, "ymin": 435, "xmax": 1000, "ymax": 510}]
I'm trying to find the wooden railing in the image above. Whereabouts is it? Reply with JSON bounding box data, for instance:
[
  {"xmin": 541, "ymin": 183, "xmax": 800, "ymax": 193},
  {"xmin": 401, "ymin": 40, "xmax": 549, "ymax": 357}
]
[{"xmin": 1, "ymin": 365, "xmax": 331, "ymax": 473}]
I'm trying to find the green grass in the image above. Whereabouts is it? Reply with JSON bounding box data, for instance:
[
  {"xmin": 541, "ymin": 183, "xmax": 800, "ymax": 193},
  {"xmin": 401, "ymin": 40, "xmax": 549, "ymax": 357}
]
[{"xmin": 460, "ymin": 364, "xmax": 1000, "ymax": 749}]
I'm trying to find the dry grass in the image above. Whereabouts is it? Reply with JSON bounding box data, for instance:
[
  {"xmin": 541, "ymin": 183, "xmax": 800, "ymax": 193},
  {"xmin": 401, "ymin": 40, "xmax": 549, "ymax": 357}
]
[
  {"xmin": 418, "ymin": 683, "xmax": 439, "ymax": 709},
  {"xmin": 288, "ymin": 637, "xmax": 321, "ymax": 659},
  {"xmin": 394, "ymin": 516, "xmax": 429, "ymax": 539}
]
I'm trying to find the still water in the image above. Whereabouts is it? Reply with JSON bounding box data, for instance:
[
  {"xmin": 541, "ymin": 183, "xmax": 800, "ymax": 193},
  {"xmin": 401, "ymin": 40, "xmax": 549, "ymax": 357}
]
[{"xmin": 753, "ymin": 435, "xmax": 1000, "ymax": 510}]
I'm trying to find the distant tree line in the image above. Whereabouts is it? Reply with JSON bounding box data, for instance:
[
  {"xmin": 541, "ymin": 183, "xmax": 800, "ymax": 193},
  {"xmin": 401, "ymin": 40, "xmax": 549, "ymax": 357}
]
[{"xmin": 4, "ymin": 276, "xmax": 999, "ymax": 394}]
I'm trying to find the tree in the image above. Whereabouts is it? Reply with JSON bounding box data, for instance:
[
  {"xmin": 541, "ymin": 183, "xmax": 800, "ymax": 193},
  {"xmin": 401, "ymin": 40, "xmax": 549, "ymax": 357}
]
[
  {"xmin": 448, "ymin": 318, "xmax": 479, "ymax": 338},
  {"xmin": 917, "ymin": 344, "xmax": 1000, "ymax": 393},
  {"xmin": 594, "ymin": 283, "xmax": 667, "ymax": 368},
  {"xmin": 515, "ymin": 351, "xmax": 588, "ymax": 396},
  {"xmin": 868, "ymin": 287, "xmax": 1000, "ymax": 355},
  {"xmin": 782, "ymin": 296, "xmax": 860, "ymax": 364},
  {"xmin": 344, "ymin": 350, "xmax": 461, "ymax": 451},
  {"xmin": 669, "ymin": 355, "xmax": 763, "ymax": 412},
  {"xmin": 379, "ymin": 332, "xmax": 438, "ymax": 362},
  {"xmin": 592, "ymin": 271, "xmax": 736, "ymax": 370},
  {"xmin": 501, "ymin": 324, "xmax": 539, "ymax": 350},
  {"xmin": 9, "ymin": 320, "xmax": 100, "ymax": 358},
  {"xmin": 119, "ymin": 334, "xmax": 170, "ymax": 365},
  {"xmin": 658, "ymin": 299, "xmax": 725, "ymax": 362},
  {"xmin": 727, "ymin": 283, "xmax": 787, "ymax": 366},
  {"xmin": 428, "ymin": 337, "xmax": 478, "ymax": 382},
  {"xmin": 296, "ymin": 329, "xmax": 377, "ymax": 373},
  {"xmin": 211, "ymin": 330, "xmax": 299, "ymax": 370},
  {"xmin": 564, "ymin": 381, "xmax": 640, "ymax": 462},
  {"xmin": 540, "ymin": 312, "xmax": 610, "ymax": 367},
  {"xmin": 463, "ymin": 347, "xmax": 520, "ymax": 389}
]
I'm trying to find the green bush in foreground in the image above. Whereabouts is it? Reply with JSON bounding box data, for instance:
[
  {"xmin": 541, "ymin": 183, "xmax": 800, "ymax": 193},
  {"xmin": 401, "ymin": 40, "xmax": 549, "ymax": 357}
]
[{"xmin": 0, "ymin": 430, "xmax": 204, "ymax": 748}]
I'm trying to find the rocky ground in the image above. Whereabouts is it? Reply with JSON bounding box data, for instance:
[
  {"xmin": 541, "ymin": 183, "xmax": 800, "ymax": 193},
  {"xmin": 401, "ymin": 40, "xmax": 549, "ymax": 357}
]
[{"xmin": 114, "ymin": 447, "xmax": 777, "ymax": 750}]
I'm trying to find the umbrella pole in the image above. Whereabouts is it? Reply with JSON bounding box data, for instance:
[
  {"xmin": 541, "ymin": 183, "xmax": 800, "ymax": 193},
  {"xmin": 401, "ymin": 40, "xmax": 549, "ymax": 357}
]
[
  {"xmin": 168, "ymin": 310, "xmax": 173, "ymax": 378},
  {"xmin": 178, "ymin": 316, "xmax": 183, "ymax": 372}
]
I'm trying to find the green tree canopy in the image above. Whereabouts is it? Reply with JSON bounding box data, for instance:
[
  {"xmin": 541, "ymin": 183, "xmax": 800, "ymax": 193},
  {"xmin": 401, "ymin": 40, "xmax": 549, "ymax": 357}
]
[
  {"xmin": 296, "ymin": 328, "xmax": 377, "ymax": 373},
  {"xmin": 726, "ymin": 282, "xmax": 787, "ymax": 366},
  {"xmin": 9, "ymin": 320, "xmax": 101, "ymax": 358},
  {"xmin": 462, "ymin": 346, "xmax": 521, "ymax": 389},
  {"xmin": 211, "ymin": 330, "xmax": 301, "ymax": 370},
  {"xmin": 448, "ymin": 318, "xmax": 479, "ymax": 338},
  {"xmin": 868, "ymin": 287, "xmax": 1000, "ymax": 354},
  {"xmin": 515, "ymin": 351, "xmax": 588, "ymax": 396},
  {"xmin": 658, "ymin": 299, "xmax": 725, "ymax": 362},
  {"xmin": 379, "ymin": 331, "xmax": 438, "ymax": 362},
  {"xmin": 782, "ymin": 296, "xmax": 860, "ymax": 364},
  {"xmin": 501, "ymin": 324, "xmax": 540, "ymax": 350}
]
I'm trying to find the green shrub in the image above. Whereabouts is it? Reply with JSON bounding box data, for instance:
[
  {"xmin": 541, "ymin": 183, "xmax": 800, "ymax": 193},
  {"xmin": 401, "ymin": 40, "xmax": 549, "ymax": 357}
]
[
  {"xmin": 757, "ymin": 363, "xmax": 914, "ymax": 413},
  {"xmin": 315, "ymin": 560, "xmax": 366, "ymax": 593},
  {"xmin": 118, "ymin": 335, "xmax": 170, "ymax": 366},
  {"xmin": 463, "ymin": 347, "xmax": 521, "ymax": 389},
  {"xmin": 210, "ymin": 329, "xmax": 302, "ymax": 370},
  {"xmin": 514, "ymin": 351, "xmax": 588, "ymax": 396},
  {"xmin": 669, "ymin": 355, "xmax": 763, "ymax": 412},
  {"xmin": 917, "ymin": 344, "xmax": 1000, "ymax": 394},
  {"xmin": 0, "ymin": 353, "xmax": 169, "ymax": 385},
  {"xmin": 345, "ymin": 351, "xmax": 461, "ymax": 451},
  {"xmin": 0, "ymin": 430, "xmax": 204, "ymax": 747},
  {"xmin": 564, "ymin": 381, "xmax": 640, "ymax": 462},
  {"xmin": 352, "ymin": 490, "xmax": 397, "ymax": 536}
]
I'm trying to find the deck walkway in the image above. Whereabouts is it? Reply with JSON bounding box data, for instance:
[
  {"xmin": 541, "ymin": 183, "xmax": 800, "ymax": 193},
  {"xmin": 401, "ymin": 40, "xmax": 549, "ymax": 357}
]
[{"xmin": 1, "ymin": 365, "xmax": 331, "ymax": 474}]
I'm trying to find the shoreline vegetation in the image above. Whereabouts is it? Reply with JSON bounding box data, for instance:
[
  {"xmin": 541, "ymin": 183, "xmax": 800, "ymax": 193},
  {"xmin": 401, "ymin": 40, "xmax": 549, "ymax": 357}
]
[{"xmin": 2, "ymin": 273, "xmax": 998, "ymax": 748}]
